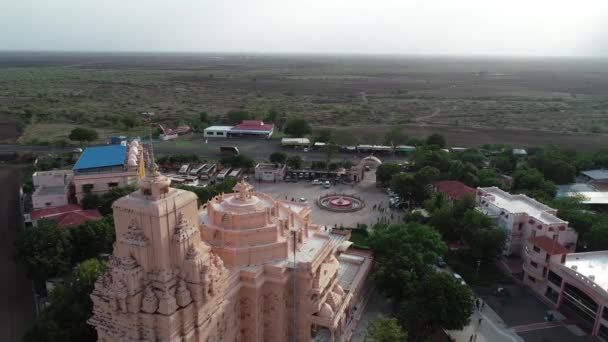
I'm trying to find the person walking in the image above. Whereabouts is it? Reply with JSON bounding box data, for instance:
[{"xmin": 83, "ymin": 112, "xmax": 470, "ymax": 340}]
[
  {"xmin": 481, "ymin": 301, "xmax": 485, "ymax": 311},
  {"xmin": 478, "ymin": 318, "xmax": 483, "ymax": 326},
  {"xmin": 469, "ymin": 334, "xmax": 474, "ymax": 342}
]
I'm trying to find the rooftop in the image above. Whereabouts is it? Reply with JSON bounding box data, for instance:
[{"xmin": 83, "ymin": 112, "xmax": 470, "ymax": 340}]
[
  {"xmin": 478, "ymin": 187, "xmax": 566, "ymax": 225},
  {"xmin": 565, "ymin": 252, "xmax": 608, "ymax": 293},
  {"xmin": 36, "ymin": 186, "xmax": 67, "ymax": 196},
  {"xmin": 433, "ymin": 180, "xmax": 476, "ymax": 200},
  {"xmin": 581, "ymin": 169, "xmax": 608, "ymax": 181},
  {"xmin": 231, "ymin": 120, "xmax": 274, "ymax": 132},
  {"xmin": 204, "ymin": 125, "xmax": 233, "ymax": 131},
  {"xmin": 30, "ymin": 204, "xmax": 103, "ymax": 227},
  {"xmin": 556, "ymin": 183, "xmax": 598, "ymax": 197},
  {"xmin": 73, "ymin": 145, "xmax": 127, "ymax": 171},
  {"xmin": 528, "ymin": 236, "xmax": 568, "ymax": 255}
]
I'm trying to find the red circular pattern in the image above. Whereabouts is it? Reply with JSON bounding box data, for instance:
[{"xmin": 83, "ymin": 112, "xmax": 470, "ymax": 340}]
[{"xmin": 328, "ymin": 196, "xmax": 353, "ymax": 208}]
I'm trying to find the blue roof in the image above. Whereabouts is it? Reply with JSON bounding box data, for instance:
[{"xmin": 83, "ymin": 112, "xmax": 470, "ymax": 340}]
[{"xmin": 73, "ymin": 145, "xmax": 127, "ymax": 170}]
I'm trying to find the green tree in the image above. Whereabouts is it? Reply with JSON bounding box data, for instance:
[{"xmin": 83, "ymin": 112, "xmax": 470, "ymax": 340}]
[
  {"xmin": 512, "ymin": 168, "xmax": 557, "ymax": 199},
  {"xmin": 284, "ymin": 117, "xmax": 312, "ymax": 137},
  {"xmin": 585, "ymin": 216, "xmax": 608, "ymax": 251},
  {"xmin": 491, "ymin": 154, "xmax": 516, "ymax": 174},
  {"xmin": 69, "ymin": 217, "xmax": 115, "ymax": 264},
  {"xmin": 68, "ymin": 127, "xmax": 98, "ymax": 143},
  {"xmin": 316, "ymin": 128, "xmax": 333, "ymax": 143},
  {"xmin": 24, "ymin": 259, "xmax": 106, "ymax": 342},
  {"xmin": 376, "ymin": 163, "xmax": 401, "ymax": 185},
  {"xmin": 14, "ymin": 219, "xmax": 73, "ymax": 286},
  {"xmin": 220, "ymin": 154, "xmax": 255, "ymax": 169},
  {"xmin": 368, "ymin": 223, "xmax": 447, "ymax": 301},
  {"xmin": 199, "ymin": 112, "xmax": 209, "ymax": 123},
  {"xmin": 366, "ymin": 316, "xmax": 407, "ymax": 342},
  {"xmin": 384, "ymin": 126, "xmax": 408, "ymax": 145},
  {"xmin": 269, "ymin": 152, "xmax": 287, "ymax": 164},
  {"xmin": 456, "ymin": 148, "xmax": 487, "ymax": 168},
  {"xmin": 322, "ymin": 144, "xmax": 339, "ymax": 167},
  {"xmin": 264, "ymin": 109, "xmax": 279, "ymax": 123},
  {"xmin": 226, "ymin": 110, "xmax": 251, "ymax": 124},
  {"xmin": 528, "ymin": 154, "xmax": 576, "ymax": 184},
  {"xmin": 467, "ymin": 227, "xmax": 508, "ymax": 264},
  {"xmin": 286, "ymin": 155, "xmax": 303, "ymax": 169},
  {"xmin": 477, "ymin": 169, "xmax": 503, "ymax": 187},
  {"xmin": 448, "ymin": 160, "xmax": 479, "ymax": 186},
  {"xmin": 425, "ymin": 133, "xmax": 446, "ymax": 148},
  {"xmin": 398, "ymin": 271, "xmax": 473, "ymax": 342}
]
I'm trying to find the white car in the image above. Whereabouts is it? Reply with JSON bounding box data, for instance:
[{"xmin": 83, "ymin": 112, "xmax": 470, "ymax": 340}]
[
  {"xmin": 453, "ymin": 273, "xmax": 467, "ymax": 286},
  {"xmin": 323, "ymin": 181, "xmax": 331, "ymax": 189},
  {"xmin": 299, "ymin": 197, "xmax": 308, "ymax": 203}
]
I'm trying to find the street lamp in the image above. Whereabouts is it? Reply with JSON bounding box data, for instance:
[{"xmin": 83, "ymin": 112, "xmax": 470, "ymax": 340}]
[{"xmin": 475, "ymin": 259, "xmax": 481, "ymax": 278}]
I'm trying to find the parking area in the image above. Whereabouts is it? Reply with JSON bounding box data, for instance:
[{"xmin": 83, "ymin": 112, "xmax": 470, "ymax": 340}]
[{"xmin": 253, "ymin": 170, "xmax": 404, "ymax": 228}]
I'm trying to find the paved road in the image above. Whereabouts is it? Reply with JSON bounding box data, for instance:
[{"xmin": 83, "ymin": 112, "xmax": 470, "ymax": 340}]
[{"xmin": 0, "ymin": 165, "xmax": 36, "ymax": 341}]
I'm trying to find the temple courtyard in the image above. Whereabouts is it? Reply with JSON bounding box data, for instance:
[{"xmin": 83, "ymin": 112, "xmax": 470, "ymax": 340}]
[{"xmin": 252, "ymin": 170, "xmax": 403, "ymax": 229}]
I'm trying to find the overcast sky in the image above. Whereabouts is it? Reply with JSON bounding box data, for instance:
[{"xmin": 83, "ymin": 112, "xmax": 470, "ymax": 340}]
[{"xmin": 1, "ymin": 0, "xmax": 607, "ymax": 56}]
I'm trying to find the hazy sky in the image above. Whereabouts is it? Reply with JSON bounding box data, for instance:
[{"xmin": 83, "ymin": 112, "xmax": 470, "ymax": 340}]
[{"xmin": 1, "ymin": 0, "xmax": 607, "ymax": 56}]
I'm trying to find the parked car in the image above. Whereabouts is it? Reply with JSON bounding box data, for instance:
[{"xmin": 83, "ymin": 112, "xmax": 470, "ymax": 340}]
[
  {"xmin": 299, "ymin": 197, "xmax": 308, "ymax": 203},
  {"xmin": 453, "ymin": 273, "xmax": 466, "ymax": 286},
  {"xmin": 323, "ymin": 181, "xmax": 331, "ymax": 189},
  {"xmin": 435, "ymin": 257, "xmax": 447, "ymax": 268},
  {"xmin": 311, "ymin": 179, "xmax": 322, "ymax": 185}
]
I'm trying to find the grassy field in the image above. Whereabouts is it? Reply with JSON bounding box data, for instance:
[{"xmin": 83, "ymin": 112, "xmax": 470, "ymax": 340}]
[{"xmin": 1, "ymin": 52, "xmax": 607, "ymax": 146}]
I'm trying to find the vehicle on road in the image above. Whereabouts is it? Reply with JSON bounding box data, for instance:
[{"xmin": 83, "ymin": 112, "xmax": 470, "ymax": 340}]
[
  {"xmin": 435, "ymin": 257, "xmax": 447, "ymax": 268},
  {"xmin": 323, "ymin": 181, "xmax": 331, "ymax": 189},
  {"xmin": 453, "ymin": 273, "xmax": 467, "ymax": 286},
  {"xmin": 219, "ymin": 146, "xmax": 239, "ymax": 156},
  {"xmin": 299, "ymin": 197, "xmax": 308, "ymax": 203},
  {"xmin": 73, "ymin": 147, "xmax": 83, "ymax": 153},
  {"xmin": 311, "ymin": 179, "xmax": 322, "ymax": 185}
]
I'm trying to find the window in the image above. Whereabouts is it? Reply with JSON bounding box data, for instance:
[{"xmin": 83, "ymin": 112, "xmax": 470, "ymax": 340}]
[
  {"xmin": 207, "ymin": 131, "xmax": 214, "ymax": 135},
  {"xmin": 542, "ymin": 267, "xmax": 547, "ymax": 277},
  {"xmin": 45, "ymin": 202, "xmax": 52, "ymax": 207},
  {"xmin": 533, "ymin": 245, "xmax": 541, "ymax": 253},
  {"xmin": 545, "ymin": 254, "xmax": 550, "ymax": 262},
  {"xmin": 518, "ymin": 223, "xmax": 523, "ymax": 231},
  {"xmin": 108, "ymin": 182, "xmax": 119, "ymax": 188},
  {"xmin": 528, "ymin": 276, "xmax": 536, "ymax": 283},
  {"xmin": 82, "ymin": 184, "xmax": 94, "ymax": 193},
  {"xmin": 217, "ymin": 132, "xmax": 224, "ymax": 136},
  {"xmin": 600, "ymin": 325, "xmax": 608, "ymax": 341},
  {"xmin": 531, "ymin": 261, "xmax": 538, "ymax": 268},
  {"xmin": 603, "ymin": 307, "xmax": 608, "ymax": 321}
]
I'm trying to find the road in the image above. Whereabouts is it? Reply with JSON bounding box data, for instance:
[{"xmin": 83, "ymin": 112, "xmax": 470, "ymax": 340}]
[{"xmin": 0, "ymin": 165, "xmax": 36, "ymax": 341}]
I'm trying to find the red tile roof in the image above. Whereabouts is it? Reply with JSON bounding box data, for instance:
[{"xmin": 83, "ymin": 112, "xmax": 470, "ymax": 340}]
[
  {"xmin": 31, "ymin": 204, "xmax": 103, "ymax": 228},
  {"xmin": 231, "ymin": 120, "xmax": 274, "ymax": 132},
  {"xmin": 528, "ymin": 236, "xmax": 569, "ymax": 255},
  {"xmin": 432, "ymin": 180, "xmax": 476, "ymax": 201}
]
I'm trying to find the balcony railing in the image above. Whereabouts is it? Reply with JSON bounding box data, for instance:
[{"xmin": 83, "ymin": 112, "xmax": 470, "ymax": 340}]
[
  {"xmin": 524, "ymin": 248, "xmax": 548, "ymax": 266},
  {"xmin": 523, "ymin": 263, "xmax": 546, "ymax": 281}
]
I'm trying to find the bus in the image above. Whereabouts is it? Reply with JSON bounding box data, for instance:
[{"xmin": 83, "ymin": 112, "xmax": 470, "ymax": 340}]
[
  {"xmin": 216, "ymin": 168, "xmax": 232, "ymax": 182},
  {"xmin": 220, "ymin": 146, "xmax": 239, "ymax": 156},
  {"xmin": 178, "ymin": 164, "xmax": 190, "ymax": 174},
  {"xmin": 189, "ymin": 163, "xmax": 207, "ymax": 176},
  {"xmin": 227, "ymin": 168, "xmax": 243, "ymax": 181},
  {"xmin": 199, "ymin": 163, "xmax": 217, "ymax": 180}
]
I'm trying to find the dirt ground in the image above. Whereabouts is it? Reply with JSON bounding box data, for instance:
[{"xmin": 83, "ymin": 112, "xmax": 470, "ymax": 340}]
[
  {"xmin": 0, "ymin": 164, "xmax": 36, "ymax": 341},
  {"xmin": 1, "ymin": 52, "xmax": 607, "ymax": 147}
]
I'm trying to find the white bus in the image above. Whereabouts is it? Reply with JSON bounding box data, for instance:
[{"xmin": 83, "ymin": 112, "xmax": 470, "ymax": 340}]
[
  {"xmin": 227, "ymin": 168, "xmax": 243, "ymax": 181},
  {"xmin": 216, "ymin": 168, "xmax": 232, "ymax": 182},
  {"xmin": 199, "ymin": 164, "xmax": 217, "ymax": 180},
  {"xmin": 189, "ymin": 163, "xmax": 207, "ymax": 176},
  {"xmin": 178, "ymin": 164, "xmax": 190, "ymax": 175}
]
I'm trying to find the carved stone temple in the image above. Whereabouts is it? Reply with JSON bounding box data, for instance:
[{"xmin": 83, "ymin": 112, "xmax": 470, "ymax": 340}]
[{"xmin": 88, "ymin": 170, "xmax": 373, "ymax": 341}]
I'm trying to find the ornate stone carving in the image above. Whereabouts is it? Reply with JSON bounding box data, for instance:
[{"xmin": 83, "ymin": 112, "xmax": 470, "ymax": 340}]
[
  {"xmin": 175, "ymin": 279, "xmax": 192, "ymax": 307},
  {"xmin": 141, "ymin": 286, "xmax": 159, "ymax": 314},
  {"xmin": 119, "ymin": 219, "xmax": 149, "ymax": 247}
]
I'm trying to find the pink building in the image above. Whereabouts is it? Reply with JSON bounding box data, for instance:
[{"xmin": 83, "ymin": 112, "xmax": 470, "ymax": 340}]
[
  {"xmin": 476, "ymin": 187, "xmax": 578, "ymax": 256},
  {"xmin": 89, "ymin": 171, "xmax": 372, "ymax": 341}
]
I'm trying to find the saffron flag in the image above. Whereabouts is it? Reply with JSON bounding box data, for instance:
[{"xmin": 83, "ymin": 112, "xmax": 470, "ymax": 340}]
[{"xmin": 138, "ymin": 157, "xmax": 145, "ymax": 179}]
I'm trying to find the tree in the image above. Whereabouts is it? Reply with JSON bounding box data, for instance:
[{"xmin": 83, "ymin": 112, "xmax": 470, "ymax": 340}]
[
  {"xmin": 448, "ymin": 160, "xmax": 479, "ymax": 186},
  {"xmin": 14, "ymin": 219, "xmax": 73, "ymax": 286},
  {"xmin": 220, "ymin": 154, "xmax": 255, "ymax": 169},
  {"xmin": 414, "ymin": 166, "xmax": 440, "ymax": 184},
  {"xmin": 269, "ymin": 152, "xmax": 287, "ymax": 164},
  {"xmin": 467, "ymin": 227, "xmax": 508, "ymax": 264},
  {"xmin": 425, "ymin": 133, "xmax": 446, "ymax": 148},
  {"xmin": 491, "ymin": 154, "xmax": 516, "ymax": 174},
  {"xmin": 512, "ymin": 168, "xmax": 556, "ymax": 199},
  {"xmin": 264, "ymin": 109, "xmax": 279, "ymax": 123},
  {"xmin": 316, "ymin": 128, "xmax": 333, "ymax": 143},
  {"xmin": 284, "ymin": 117, "xmax": 312, "ymax": 137},
  {"xmin": 391, "ymin": 173, "xmax": 432, "ymax": 205},
  {"xmin": 322, "ymin": 144, "xmax": 339, "ymax": 166},
  {"xmin": 376, "ymin": 163, "xmax": 401, "ymax": 185},
  {"xmin": 286, "ymin": 155, "xmax": 303, "ymax": 169},
  {"xmin": 366, "ymin": 316, "xmax": 407, "ymax": 342},
  {"xmin": 477, "ymin": 169, "xmax": 503, "ymax": 187},
  {"xmin": 24, "ymin": 259, "xmax": 106, "ymax": 342},
  {"xmin": 368, "ymin": 223, "xmax": 447, "ymax": 301},
  {"xmin": 68, "ymin": 127, "xmax": 98, "ymax": 143},
  {"xmin": 528, "ymin": 154, "xmax": 576, "ymax": 184},
  {"xmin": 69, "ymin": 217, "xmax": 115, "ymax": 265},
  {"xmin": 398, "ymin": 271, "xmax": 473, "ymax": 342},
  {"xmin": 384, "ymin": 126, "xmax": 408, "ymax": 145},
  {"xmin": 81, "ymin": 185, "xmax": 136, "ymax": 215},
  {"xmin": 410, "ymin": 148, "xmax": 451, "ymax": 172},
  {"xmin": 585, "ymin": 216, "xmax": 608, "ymax": 251},
  {"xmin": 226, "ymin": 110, "xmax": 251, "ymax": 124},
  {"xmin": 456, "ymin": 148, "xmax": 486, "ymax": 168},
  {"xmin": 199, "ymin": 112, "xmax": 209, "ymax": 123}
]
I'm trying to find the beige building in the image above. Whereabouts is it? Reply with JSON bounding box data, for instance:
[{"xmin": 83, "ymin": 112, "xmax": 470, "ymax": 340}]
[
  {"xmin": 89, "ymin": 170, "xmax": 372, "ymax": 341},
  {"xmin": 31, "ymin": 169, "xmax": 73, "ymax": 209}
]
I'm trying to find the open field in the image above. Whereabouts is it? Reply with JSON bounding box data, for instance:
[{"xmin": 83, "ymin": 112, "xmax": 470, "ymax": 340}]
[{"xmin": 1, "ymin": 52, "xmax": 607, "ymax": 147}]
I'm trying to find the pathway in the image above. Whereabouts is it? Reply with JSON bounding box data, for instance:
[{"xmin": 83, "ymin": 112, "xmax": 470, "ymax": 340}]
[{"xmin": 446, "ymin": 302, "xmax": 522, "ymax": 342}]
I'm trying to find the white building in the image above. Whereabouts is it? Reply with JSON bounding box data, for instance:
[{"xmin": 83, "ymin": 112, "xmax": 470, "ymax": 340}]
[
  {"xmin": 31, "ymin": 170, "xmax": 73, "ymax": 209},
  {"xmin": 203, "ymin": 126, "xmax": 233, "ymax": 138},
  {"xmin": 254, "ymin": 163, "xmax": 286, "ymax": 182},
  {"xmin": 476, "ymin": 187, "xmax": 578, "ymax": 256}
]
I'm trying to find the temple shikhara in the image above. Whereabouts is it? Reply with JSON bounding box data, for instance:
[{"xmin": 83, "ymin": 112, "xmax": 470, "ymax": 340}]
[{"xmin": 88, "ymin": 164, "xmax": 373, "ymax": 341}]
